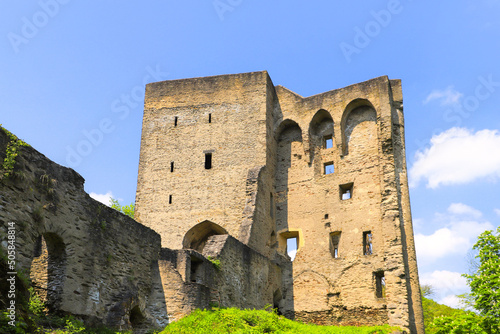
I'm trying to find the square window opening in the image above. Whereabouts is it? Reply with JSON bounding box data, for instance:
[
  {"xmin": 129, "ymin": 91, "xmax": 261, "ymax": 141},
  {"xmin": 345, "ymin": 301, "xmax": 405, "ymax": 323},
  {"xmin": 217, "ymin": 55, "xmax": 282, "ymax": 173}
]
[
  {"xmin": 329, "ymin": 232, "xmax": 341, "ymax": 259},
  {"xmin": 205, "ymin": 153, "xmax": 212, "ymax": 169},
  {"xmin": 324, "ymin": 162, "xmax": 334, "ymax": 175},
  {"xmin": 324, "ymin": 213, "xmax": 329, "ymax": 219},
  {"xmin": 324, "ymin": 136, "xmax": 333, "ymax": 149},
  {"xmin": 340, "ymin": 183, "xmax": 353, "ymax": 200},
  {"xmin": 375, "ymin": 271, "xmax": 386, "ymax": 298},
  {"xmin": 363, "ymin": 231, "xmax": 373, "ymax": 255}
]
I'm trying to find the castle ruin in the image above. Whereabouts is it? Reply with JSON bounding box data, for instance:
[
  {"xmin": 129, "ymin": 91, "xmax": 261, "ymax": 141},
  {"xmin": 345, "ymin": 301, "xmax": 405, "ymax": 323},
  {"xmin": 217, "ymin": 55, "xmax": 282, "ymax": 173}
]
[{"xmin": 0, "ymin": 71, "xmax": 424, "ymax": 333}]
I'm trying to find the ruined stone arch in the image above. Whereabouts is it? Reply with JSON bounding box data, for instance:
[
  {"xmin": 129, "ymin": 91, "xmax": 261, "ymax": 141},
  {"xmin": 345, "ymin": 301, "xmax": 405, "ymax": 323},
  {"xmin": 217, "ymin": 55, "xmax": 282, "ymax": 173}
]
[
  {"xmin": 30, "ymin": 232, "xmax": 67, "ymax": 312},
  {"xmin": 308, "ymin": 109, "xmax": 334, "ymax": 167},
  {"xmin": 274, "ymin": 120, "xmax": 303, "ymax": 232},
  {"xmin": 308, "ymin": 109, "xmax": 334, "ymax": 144},
  {"xmin": 274, "ymin": 119, "xmax": 303, "ymax": 142},
  {"xmin": 340, "ymin": 99, "xmax": 378, "ymax": 156},
  {"xmin": 293, "ymin": 270, "xmax": 330, "ymax": 312},
  {"xmin": 182, "ymin": 220, "xmax": 228, "ymax": 253}
]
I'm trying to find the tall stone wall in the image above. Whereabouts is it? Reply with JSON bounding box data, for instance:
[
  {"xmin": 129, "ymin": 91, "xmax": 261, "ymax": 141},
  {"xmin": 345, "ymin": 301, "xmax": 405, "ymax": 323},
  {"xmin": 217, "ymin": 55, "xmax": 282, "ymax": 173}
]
[
  {"xmin": 136, "ymin": 71, "xmax": 276, "ymax": 256},
  {"xmin": 0, "ymin": 128, "xmax": 168, "ymax": 331},
  {"xmin": 273, "ymin": 77, "xmax": 423, "ymax": 333},
  {"xmin": 137, "ymin": 72, "xmax": 424, "ymax": 333}
]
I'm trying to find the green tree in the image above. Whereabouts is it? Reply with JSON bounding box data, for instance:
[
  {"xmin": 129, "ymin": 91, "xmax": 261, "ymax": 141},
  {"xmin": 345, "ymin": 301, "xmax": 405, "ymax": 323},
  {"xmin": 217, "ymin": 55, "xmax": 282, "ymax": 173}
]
[
  {"xmin": 109, "ymin": 198, "xmax": 135, "ymax": 219},
  {"xmin": 464, "ymin": 226, "xmax": 500, "ymax": 331}
]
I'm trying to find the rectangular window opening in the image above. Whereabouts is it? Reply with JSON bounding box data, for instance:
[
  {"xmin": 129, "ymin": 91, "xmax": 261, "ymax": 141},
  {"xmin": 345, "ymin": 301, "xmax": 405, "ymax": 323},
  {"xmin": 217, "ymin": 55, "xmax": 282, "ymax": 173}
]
[
  {"xmin": 286, "ymin": 237, "xmax": 298, "ymax": 261},
  {"xmin": 324, "ymin": 213, "xmax": 329, "ymax": 219},
  {"xmin": 329, "ymin": 232, "xmax": 341, "ymax": 259},
  {"xmin": 340, "ymin": 183, "xmax": 353, "ymax": 200},
  {"xmin": 324, "ymin": 162, "xmax": 334, "ymax": 175},
  {"xmin": 170, "ymin": 161, "xmax": 174, "ymax": 173},
  {"xmin": 363, "ymin": 231, "xmax": 373, "ymax": 255},
  {"xmin": 174, "ymin": 116, "xmax": 178, "ymax": 127},
  {"xmin": 208, "ymin": 113, "xmax": 212, "ymax": 123},
  {"xmin": 375, "ymin": 271, "xmax": 386, "ymax": 298},
  {"xmin": 324, "ymin": 136, "xmax": 333, "ymax": 149},
  {"xmin": 205, "ymin": 153, "xmax": 212, "ymax": 169},
  {"xmin": 190, "ymin": 257, "xmax": 203, "ymax": 283},
  {"xmin": 169, "ymin": 195, "xmax": 172, "ymax": 204}
]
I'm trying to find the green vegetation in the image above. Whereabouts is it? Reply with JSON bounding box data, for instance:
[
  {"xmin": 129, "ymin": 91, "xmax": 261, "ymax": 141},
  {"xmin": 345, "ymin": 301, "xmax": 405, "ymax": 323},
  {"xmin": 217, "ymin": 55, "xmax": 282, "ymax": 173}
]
[
  {"xmin": 0, "ymin": 125, "xmax": 30, "ymax": 180},
  {"xmin": 422, "ymin": 227, "xmax": 500, "ymax": 334},
  {"xmin": 109, "ymin": 198, "xmax": 135, "ymax": 219},
  {"xmin": 160, "ymin": 308, "xmax": 400, "ymax": 334},
  {"xmin": 464, "ymin": 226, "xmax": 500, "ymax": 331},
  {"xmin": 207, "ymin": 256, "xmax": 221, "ymax": 271}
]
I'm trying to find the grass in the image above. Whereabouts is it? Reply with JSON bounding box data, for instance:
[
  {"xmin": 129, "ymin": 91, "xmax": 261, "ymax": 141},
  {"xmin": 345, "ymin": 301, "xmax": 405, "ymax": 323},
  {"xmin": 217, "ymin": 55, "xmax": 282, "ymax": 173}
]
[{"xmin": 160, "ymin": 308, "xmax": 401, "ymax": 334}]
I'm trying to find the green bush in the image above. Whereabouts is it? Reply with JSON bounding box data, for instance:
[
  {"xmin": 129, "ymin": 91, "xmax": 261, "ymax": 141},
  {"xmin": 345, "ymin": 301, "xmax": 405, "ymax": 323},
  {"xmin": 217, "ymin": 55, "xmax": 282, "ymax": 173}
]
[{"xmin": 160, "ymin": 308, "xmax": 400, "ymax": 334}]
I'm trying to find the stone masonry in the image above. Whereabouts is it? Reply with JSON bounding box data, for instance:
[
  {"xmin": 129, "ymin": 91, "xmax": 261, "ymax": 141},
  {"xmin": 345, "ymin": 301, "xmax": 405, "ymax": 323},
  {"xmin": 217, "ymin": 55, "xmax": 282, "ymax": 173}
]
[
  {"xmin": 136, "ymin": 71, "xmax": 424, "ymax": 333},
  {"xmin": 0, "ymin": 71, "xmax": 424, "ymax": 333}
]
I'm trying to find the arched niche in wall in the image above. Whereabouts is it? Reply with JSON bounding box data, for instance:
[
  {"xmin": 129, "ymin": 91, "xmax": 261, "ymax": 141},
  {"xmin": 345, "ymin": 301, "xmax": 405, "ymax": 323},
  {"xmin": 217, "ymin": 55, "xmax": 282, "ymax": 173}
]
[
  {"xmin": 341, "ymin": 99, "xmax": 378, "ymax": 156},
  {"xmin": 293, "ymin": 270, "xmax": 330, "ymax": 312},
  {"xmin": 308, "ymin": 109, "xmax": 334, "ymax": 167},
  {"xmin": 30, "ymin": 232, "xmax": 67, "ymax": 312},
  {"xmin": 274, "ymin": 119, "xmax": 303, "ymax": 231},
  {"xmin": 182, "ymin": 220, "xmax": 228, "ymax": 253},
  {"xmin": 309, "ymin": 109, "xmax": 334, "ymax": 148}
]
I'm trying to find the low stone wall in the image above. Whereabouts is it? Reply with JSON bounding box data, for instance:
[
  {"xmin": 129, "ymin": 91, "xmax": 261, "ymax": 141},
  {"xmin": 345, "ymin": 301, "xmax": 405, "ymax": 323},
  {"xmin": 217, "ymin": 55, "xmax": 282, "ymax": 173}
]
[{"xmin": 0, "ymin": 127, "xmax": 168, "ymax": 331}]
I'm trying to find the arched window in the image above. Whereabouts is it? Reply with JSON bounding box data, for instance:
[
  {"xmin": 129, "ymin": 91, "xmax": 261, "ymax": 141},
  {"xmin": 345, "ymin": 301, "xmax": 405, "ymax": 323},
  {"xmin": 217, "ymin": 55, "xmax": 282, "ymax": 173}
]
[
  {"xmin": 30, "ymin": 233, "xmax": 67, "ymax": 311},
  {"xmin": 341, "ymin": 99, "xmax": 377, "ymax": 156},
  {"xmin": 182, "ymin": 221, "xmax": 228, "ymax": 253}
]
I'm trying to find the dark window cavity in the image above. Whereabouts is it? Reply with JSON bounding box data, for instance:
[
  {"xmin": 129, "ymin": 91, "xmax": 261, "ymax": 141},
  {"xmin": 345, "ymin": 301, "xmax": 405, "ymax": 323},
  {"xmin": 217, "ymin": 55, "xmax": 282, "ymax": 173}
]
[
  {"xmin": 205, "ymin": 153, "xmax": 212, "ymax": 169},
  {"xmin": 375, "ymin": 271, "xmax": 386, "ymax": 298}
]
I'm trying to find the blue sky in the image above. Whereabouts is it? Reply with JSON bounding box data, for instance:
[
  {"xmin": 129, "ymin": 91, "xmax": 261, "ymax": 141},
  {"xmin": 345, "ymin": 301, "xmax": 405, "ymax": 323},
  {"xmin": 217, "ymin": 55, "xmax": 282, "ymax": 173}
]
[{"xmin": 1, "ymin": 1, "xmax": 499, "ymax": 308}]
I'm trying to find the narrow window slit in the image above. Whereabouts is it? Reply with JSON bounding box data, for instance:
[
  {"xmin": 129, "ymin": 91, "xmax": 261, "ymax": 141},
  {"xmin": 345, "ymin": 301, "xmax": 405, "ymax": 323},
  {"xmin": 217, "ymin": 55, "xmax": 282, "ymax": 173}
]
[
  {"xmin": 205, "ymin": 153, "xmax": 212, "ymax": 169},
  {"xmin": 174, "ymin": 116, "xmax": 178, "ymax": 127},
  {"xmin": 363, "ymin": 231, "xmax": 373, "ymax": 255},
  {"xmin": 375, "ymin": 271, "xmax": 386, "ymax": 298},
  {"xmin": 169, "ymin": 195, "xmax": 172, "ymax": 204},
  {"xmin": 208, "ymin": 113, "xmax": 212, "ymax": 123},
  {"xmin": 330, "ymin": 232, "xmax": 341, "ymax": 258},
  {"xmin": 170, "ymin": 162, "xmax": 174, "ymax": 173}
]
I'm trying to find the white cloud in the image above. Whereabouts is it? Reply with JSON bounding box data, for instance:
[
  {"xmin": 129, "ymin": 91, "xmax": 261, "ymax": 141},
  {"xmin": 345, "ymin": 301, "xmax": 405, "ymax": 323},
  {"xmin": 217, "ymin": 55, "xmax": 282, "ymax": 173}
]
[
  {"xmin": 420, "ymin": 270, "xmax": 468, "ymax": 292},
  {"xmin": 439, "ymin": 294, "xmax": 462, "ymax": 309},
  {"xmin": 495, "ymin": 209, "xmax": 500, "ymax": 217},
  {"xmin": 420, "ymin": 271, "xmax": 469, "ymax": 308},
  {"xmin": 448, "ymin": 203, "xmax": 482, "ymax": 219},
  {"xmin": 288, "ymin": 249, "xmax": 297, "ymax": 261},
  {"xmin": 410, "ymin": 128, "xmax": 500, "ymax": 188},
  {"xmin": 89, "ymin": 191, "xmax": 114, "ymax": 206},
  {"xmin": 415, "ymin": 204, "xmax": 494, "ymax": 263},
  {"xmin": 423, "ymin": 86, "xmax": 463, "ymax": 106}
]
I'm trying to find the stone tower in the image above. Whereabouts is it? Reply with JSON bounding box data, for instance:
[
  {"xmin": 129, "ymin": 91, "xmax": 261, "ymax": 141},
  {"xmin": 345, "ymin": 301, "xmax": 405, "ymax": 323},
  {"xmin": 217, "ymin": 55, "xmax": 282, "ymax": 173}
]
[{"xmin": 135, "ymin": 71, "xmax": 424, "ymax": 333}]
